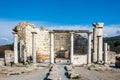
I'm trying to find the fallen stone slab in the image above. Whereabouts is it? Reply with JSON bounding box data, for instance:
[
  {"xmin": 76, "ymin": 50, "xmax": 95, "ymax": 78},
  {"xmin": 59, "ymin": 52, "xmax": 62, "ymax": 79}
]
[
  {"xmin": 47, "ymin": 75, "xmax": 59, "ymax": 80},
  {"xmin": 66, "ymin": 65, "xmax": 73, "ymax": 71}
]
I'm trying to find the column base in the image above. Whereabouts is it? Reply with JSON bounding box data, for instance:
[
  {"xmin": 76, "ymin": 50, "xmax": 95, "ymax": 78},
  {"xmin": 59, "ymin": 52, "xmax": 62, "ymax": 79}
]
[{"xmin": 87, "ymin": 63, "xmax": 92, "ymax": 66}]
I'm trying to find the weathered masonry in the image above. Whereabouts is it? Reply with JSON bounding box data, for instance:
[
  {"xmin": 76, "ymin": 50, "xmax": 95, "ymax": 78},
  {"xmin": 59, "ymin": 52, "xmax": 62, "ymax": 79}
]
[{"xmin": 12, "ymin": 22, "xmax": 108, "ymax": 65}]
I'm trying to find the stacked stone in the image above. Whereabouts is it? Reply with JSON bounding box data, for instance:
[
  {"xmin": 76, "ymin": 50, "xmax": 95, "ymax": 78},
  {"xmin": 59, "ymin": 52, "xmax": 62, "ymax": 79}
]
[
  {"xmin": 47, "ymin": 65, "xmax": 59, "ymax": 80},
  {"xmin": 5, "ymin": 50, "xmax": 14, "ymax": 66},
  {"xmin": 0, "ymin": 58, "xmax": 4, "ymax": 66},
  {"xmin": 35, "ymin": 29, "xmax": 50, "ymax": 62},
  {"xmin": 65, "ymin": 65, "xmax": 80, "ymax": 79}
]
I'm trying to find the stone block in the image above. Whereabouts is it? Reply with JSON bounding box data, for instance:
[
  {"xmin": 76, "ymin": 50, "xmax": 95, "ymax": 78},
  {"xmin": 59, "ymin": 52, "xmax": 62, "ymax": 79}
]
[
  {"xmin": 0, "ymin": 58, "xmax": 4, "ymax": 66},
  {"xmin": 5, "ymin": 50, "xmax": 14, "ymax": 66}
]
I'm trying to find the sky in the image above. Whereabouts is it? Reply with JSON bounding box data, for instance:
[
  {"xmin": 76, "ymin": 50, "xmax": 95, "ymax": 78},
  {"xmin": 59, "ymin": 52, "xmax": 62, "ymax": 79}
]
[{"xmin": 0, "ymin": 0, "xmax": 120, "ymax": 45}]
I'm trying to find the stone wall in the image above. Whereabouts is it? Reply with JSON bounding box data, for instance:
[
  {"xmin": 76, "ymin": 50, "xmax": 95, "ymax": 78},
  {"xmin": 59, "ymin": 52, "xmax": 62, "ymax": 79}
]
[
  {"xmin": 4, "ymin": 50, "xmax": 14, "ymax": 66},
  {"xmin": 35, "ymin": 28, "xmax": 50, "ymax": 62},
  {"xmin": 74, "ymin": 34, "xmax": 88, "ymax": 55},
  {"xmin": 13, "ymin": 22, "xmax": 89, "ymax": 64},
  {"xmin": 73, "ymin": 55, "xmax": 87, "ymax": 65},
  {"xmin": 108, "ymin": 51, "xmax": 116, "ymax": 64},
  {"xmin": 14, "ymin": 22, "xmax": 50, "ymax": 62},
  {"xmin": 0, "ymin": 58, "xmax": 4, "ymax": 66},
  {"xmin": 54, "ymin": 33, "xmax": 70, "ymax": 58}
]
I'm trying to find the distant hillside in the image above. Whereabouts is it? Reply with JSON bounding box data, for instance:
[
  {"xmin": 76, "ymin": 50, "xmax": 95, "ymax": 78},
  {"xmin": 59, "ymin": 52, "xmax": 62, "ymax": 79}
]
[
  {"xmin": 104, "ymin": 35, "xmax": 120, "ymax": 53},
  {"xmin": 0, "ymin": 44, "xmax": 13, "ymax": 58},
  {"xmin": 0, "ymin": 39, "xmax": 11, "ymax": 45}
]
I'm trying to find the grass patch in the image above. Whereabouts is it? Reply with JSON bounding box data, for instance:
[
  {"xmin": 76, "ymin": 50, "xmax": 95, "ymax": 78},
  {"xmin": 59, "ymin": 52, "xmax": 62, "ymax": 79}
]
[{"xmin": 10, "ymin": 73, "xmax": 20, "ymax": 75}]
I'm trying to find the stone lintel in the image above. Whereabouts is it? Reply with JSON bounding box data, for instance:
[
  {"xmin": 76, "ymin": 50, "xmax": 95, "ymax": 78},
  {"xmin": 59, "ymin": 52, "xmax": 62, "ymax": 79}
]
[
  {"xmin": 97, "ymin": 35, "xmax": 102, "ymax": 37},
  {"xmin": 51, "ymin": 30, "xmax": 90, "ymax": 33},
  {"xmin": 87, "ymin": 32, "xmax": 92, "ymax": 35}
]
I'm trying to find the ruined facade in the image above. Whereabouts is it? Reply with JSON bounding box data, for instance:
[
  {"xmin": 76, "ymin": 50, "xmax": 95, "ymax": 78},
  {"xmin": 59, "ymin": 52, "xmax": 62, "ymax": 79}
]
[{"xmin": 12, "ymin": 22, "xmax": 108, "ymax": 65}]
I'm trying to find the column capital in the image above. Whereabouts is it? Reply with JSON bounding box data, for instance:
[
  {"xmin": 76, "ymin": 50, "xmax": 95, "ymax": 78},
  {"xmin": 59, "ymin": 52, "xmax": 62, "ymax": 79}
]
[
  {"xmin": 93, "ymin": 22, "xmax": 104, "ymax": 28},
  {"xmin": 31, "ymin": 32, "xmax": 37, "ymax": 34},
  {"xmin": 97, "ymin": 35, "xmax": 102, "ymax": 37},
  {"xmin": 87, "ymin": 32, "xmax": 92, "ymax": 35},
  {"xmin": 13, "ymin": 32, "xmax": 17, "ymax": 34}
]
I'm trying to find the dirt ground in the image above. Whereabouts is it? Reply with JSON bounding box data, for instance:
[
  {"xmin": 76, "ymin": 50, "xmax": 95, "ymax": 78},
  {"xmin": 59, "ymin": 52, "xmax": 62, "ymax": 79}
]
[
  {"xmin": 0, "ymin": 62, "xmax": 120, "ymax": 80},
  {"xmin": 73, "ymin": 65, "xmax": 120, "ymax": 80}
]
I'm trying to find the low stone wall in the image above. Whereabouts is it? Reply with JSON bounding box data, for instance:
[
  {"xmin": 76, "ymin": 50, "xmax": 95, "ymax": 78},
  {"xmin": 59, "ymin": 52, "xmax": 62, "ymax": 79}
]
[
  {"xmin": 73, "ymin": 55, "xmax": 87, "ymax": 65},
  {"xmin": 115, "ymin": 56, "xmax": 120, "ymax": 68},
  {"xmin": 0, "ymin": 58, "xmax": 4, "ymax": 66},
  {"xmin": 108, "ymin": 51, "xmax": 116, "ymax": 64},
  {"xmin": 5, "ymin": 50, "xmax": 14, "ymax": 66}
]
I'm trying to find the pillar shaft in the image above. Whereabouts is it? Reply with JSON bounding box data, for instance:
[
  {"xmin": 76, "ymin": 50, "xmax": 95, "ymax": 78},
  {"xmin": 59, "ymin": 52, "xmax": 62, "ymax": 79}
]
[
  {"xmin": 13, "ymin": 33, "xmax": 18, "ymax": 63},
  {"xmin": 93, "ymin": 28, "xmax": 98, "ymax": 62},
  {"xmin": 19, "ymin": 41, "xmax": 23, "ymax": 62},
  {"xmin": 104, "ymin": 43, "xmax": 108, "ymax": 63},
  {"xmin": 93, "ymin": 22, "xmax": 104, "ymax": 62},
  {"xmin": 32, "ymin": 32, "xmax": 37, "ymax": 63},
  {"xmin": 70, "ymin": 32, "xmax": 74, "ymax": 64},
  {"xmin": 50, "ymin": 32, "xmax": 54, "ymax": 64},
  {"xmin": 97, "ymin": 36, "xmax": 103, "ymax": 62},
  {"xmin": 87, "ymin": 33, "xmax": 92, "ymax": 64}
]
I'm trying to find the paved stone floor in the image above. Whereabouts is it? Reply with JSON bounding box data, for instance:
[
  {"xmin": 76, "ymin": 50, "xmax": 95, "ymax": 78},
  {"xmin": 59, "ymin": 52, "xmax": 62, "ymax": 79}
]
[{"xmin": 0, "ymin": 60, "xmax": 120, "ymax": 80}]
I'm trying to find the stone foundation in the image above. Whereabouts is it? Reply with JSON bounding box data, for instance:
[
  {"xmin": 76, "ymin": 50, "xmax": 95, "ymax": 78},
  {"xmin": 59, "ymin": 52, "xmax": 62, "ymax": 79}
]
[
  {"xmin": 5, "ymin": 50, "xmax": 14, "ymax": 66},
  {"xmin": 0, "ymin": 58, "xmax": 4, "ymax": 66},
  {"xmin": 73, "ymin": 55, "xmax": 87, "ymax": 65}
]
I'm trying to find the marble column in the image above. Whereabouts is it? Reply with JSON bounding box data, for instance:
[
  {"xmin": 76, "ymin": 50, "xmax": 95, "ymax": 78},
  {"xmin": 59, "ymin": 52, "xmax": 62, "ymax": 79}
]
[
  {"xmin": 97, "ymin": 36, "xmax": 102, "ymax": 62},
  {"xmin": 93, "ymin": 22, "xmax": 104, "ymax": 62},
  {"xmin": 87, "ymin": 32, "xmax": 92, "ymax": 64},
  {"xmin": 19, "ymin": 41, "xmax": 23, "ymax": 62},
  {"xmin": 31, "ymin": 32, "xmax": 37, "ymax": 63},
  {"xmin": 13, "ymin": 32, "xmax": 18, "ymax": 63},
  {"xmin": 50, "ymin": 32, "xmax": 54, "ymax": 64},
  {"xmin": 104, "ymin": 43, "xmax": 108, "ymax": 64},
  {"xmin": 70, "ymin": 32, "xmax": 74, "ymax": 64},
  {"xmin": 93, "ymin": 28, "xmax": 98, "ymax": 62}
]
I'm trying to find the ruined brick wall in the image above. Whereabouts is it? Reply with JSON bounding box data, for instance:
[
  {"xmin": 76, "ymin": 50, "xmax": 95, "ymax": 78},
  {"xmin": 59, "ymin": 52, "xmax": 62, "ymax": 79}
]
[
  {"xmin": 74, "ymin": 34, "xmax": 88, "ymax": 55},
  {"xmin": 24, "ymin": 26, "xmax": 50, "ymax": 62},
  {"xmin": 14, "ymin": 22, "xmax": 50, "ymax": 62},
  {"xmin": 4, "ymin": 50, "xmax": 14, "ymax": 66},
  {"xmin": 54, "ymin": 33, "xmax": 70, "ymax": 58},
  {"xmin": 14, "ymin": 22, "xmax": 89, "ymax": 63},
  {"xmin": 35, "ymin": 28, "xmax": 50, "ymax": 62}
]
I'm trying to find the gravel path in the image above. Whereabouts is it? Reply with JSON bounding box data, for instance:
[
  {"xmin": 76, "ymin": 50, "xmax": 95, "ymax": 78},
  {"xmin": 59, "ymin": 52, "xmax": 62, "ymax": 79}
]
[
  {"xmin": 57, "ymin": 65, "xmax": 69, "ymax": 80},
  {"xmin": 0, "ymin": 67, "xmax": 49, "ymax": 80}
]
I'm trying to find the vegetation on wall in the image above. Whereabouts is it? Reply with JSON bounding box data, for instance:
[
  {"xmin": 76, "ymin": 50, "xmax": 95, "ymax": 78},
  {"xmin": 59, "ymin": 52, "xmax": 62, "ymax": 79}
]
[
  {"xmin": 104, "ymin": 35, "xmax": 120, "ymax": 53},
  {"xmin": 0, "ymin": 43, "xmax": 13, "ymax": 58}
]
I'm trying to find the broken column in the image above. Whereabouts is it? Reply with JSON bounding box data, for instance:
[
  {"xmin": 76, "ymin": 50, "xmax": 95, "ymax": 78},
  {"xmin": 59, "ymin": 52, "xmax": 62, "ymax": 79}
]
[
  {"xmin": 13, "ymin": 32, "xmax": 18, "ymax": 64},
  {"xmin": 19, "ymin": 40, "xmax": 23, "ymax": 62},
  {"xmin": 70, "ymin": 32, "xmax": 74, "ymax": 64},
  {"xmin": 97, "ymin": 36, "xmax": 102, "ymax": 62},
  {"xmin": 104, "ymin": 43, "xmax": 108, "ymax": 64},
  {"xmin": 93, "ymin": 27, "xmax": 98, "ymax": 62},
  {"xmin": 87, "ymin": 32, "xmax": 92, "ymax": 64},
  {"xmin": 50, "ymin": 32, "xmax": 54, "ymax": 64},
  {"xmin": 31, "ymin": 32, "xmax": 37, "ymax": 63},
  {"xmin": 93, "ymin": 22, "xmax": 104, "ymax": 62}
]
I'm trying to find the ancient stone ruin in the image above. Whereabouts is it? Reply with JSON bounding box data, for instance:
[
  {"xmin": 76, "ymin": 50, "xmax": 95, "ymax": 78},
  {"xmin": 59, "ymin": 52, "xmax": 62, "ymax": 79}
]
[{"xmin": 9, "ymin": 22, "xmax": 111, "ymax": 66}]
